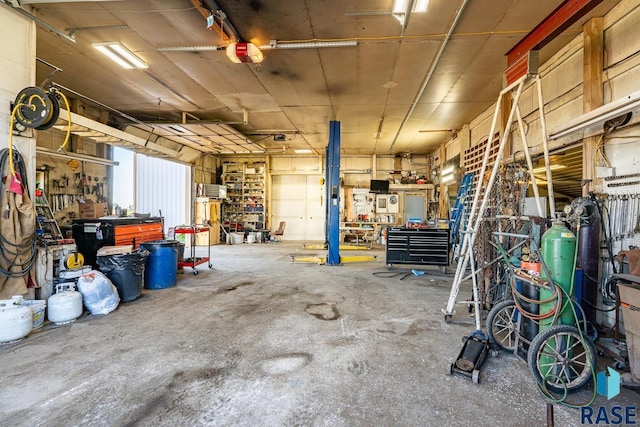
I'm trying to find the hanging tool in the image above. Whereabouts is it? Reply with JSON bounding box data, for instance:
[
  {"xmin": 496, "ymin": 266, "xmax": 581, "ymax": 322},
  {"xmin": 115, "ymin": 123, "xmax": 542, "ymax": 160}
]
[{"xmin": 0, "ymin": 148, "xmax": 36, "ymax": 298}]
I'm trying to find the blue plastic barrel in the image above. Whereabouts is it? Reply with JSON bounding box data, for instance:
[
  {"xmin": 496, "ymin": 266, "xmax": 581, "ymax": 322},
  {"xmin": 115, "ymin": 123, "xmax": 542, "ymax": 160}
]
[{"xmin": 140, "ymin": 240, "xmax": 179, "ymax": 289}]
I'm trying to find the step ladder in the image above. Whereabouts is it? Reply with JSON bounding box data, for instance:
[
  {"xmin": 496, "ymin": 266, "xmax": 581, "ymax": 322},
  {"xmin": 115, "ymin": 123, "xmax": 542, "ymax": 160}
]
[
  {"xmin": 442, "ymin": 74, "xmax": 555, "ymax": 328},
  {"xmin": 35, "ymin": 194, "xmax": 63, "ymax": 242},
  {"xmin": 449, "ymin": 173, "xmax": 474, "ymax": 252}
]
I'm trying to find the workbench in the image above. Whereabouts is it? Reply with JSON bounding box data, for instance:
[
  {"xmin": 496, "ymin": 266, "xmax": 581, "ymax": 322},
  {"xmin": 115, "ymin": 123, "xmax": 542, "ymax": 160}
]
[
  {"xmin": 71, "ymin": 217, "xmax": 164, "ymax": 268},
  {"xmin": 340, "ymin": 221, "xmax": 396, "ymax": 247}
]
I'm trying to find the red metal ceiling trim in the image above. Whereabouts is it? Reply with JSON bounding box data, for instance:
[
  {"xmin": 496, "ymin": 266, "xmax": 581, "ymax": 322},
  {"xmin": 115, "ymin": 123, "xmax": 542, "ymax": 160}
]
[
  {"xmin": 506, "ymin": 0, "xmax": 604, "ymax": 67},
  {"xmin": 505, "ymin": 51, "xmax": 539, "ymax": 86}
]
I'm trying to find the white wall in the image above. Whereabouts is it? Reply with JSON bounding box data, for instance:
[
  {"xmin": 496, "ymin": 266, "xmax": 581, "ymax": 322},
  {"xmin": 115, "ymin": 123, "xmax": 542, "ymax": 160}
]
[{"xmin": 0, "ymin": 8, "xmax": 36, "ymax": 193}]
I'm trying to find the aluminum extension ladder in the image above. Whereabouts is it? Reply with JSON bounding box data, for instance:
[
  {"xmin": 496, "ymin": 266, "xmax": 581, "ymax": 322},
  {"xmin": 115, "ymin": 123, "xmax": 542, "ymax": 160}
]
[{"xmin": 442, "ymin": 74, "xmax": 556, "ymax": 328}]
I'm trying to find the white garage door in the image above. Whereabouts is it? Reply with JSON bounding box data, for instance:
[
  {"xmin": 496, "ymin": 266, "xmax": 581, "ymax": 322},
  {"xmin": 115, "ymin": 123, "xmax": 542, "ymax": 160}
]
[
  {"xmin": 271, "ymin": 175, "xmax": 325, "ymax": 241},
  {"xmin": 135, "ymin": 153, "xmax": 190, "ymax": 233}
]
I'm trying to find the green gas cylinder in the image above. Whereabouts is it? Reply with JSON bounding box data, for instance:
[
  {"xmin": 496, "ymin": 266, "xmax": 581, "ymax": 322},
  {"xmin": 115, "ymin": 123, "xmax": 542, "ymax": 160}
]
[{"xmin": 539, "ymin": 221, "xmax": 577, "ymax": 330}]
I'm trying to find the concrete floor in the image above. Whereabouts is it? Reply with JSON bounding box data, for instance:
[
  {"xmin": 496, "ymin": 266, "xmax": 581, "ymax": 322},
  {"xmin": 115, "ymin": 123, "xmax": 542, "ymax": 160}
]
[{"xmin": 1, "ymin": 242, "xmax": 638, "ymax": 426}]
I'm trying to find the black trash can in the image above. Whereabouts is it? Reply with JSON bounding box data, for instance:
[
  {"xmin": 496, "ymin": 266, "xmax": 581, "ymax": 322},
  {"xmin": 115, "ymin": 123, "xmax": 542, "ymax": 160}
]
[{"xmin": 97, "ymin": 250, "xmax": 148, "ymax": 302}]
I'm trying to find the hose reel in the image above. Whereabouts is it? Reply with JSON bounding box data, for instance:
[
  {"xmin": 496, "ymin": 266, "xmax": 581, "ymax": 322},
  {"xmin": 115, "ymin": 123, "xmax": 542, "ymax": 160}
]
[
  {"xmin": 61, "ymin": 252, "xmax": 85, "ymax": 270},
  {"xmin": 12, "ymin": 86, "xmax": 60, "ymax": 131}
]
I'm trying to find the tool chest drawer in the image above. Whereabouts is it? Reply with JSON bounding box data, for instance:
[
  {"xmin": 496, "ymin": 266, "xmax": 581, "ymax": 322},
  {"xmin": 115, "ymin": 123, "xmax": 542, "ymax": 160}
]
[{"xmin": 386, "ymin": 227, "xmax": 449, "ymax": 267}]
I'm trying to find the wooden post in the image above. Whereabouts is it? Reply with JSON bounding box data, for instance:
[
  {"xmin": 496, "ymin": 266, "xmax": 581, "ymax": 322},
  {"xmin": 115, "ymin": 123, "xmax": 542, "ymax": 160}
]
[
  {"xmin": 70, "ymin": 98, "xmax": 84, "ymax": 152},
  {"xmin": 501, "ymin": 91, "xmax": 513, "ymax": 156},
  {"xmin": 583, "ymin": 17, "xmax": 604, "ymax": 195},
  {"xmin": 438, "ymin": 144, "xmax": 448, "ymax": 218}
]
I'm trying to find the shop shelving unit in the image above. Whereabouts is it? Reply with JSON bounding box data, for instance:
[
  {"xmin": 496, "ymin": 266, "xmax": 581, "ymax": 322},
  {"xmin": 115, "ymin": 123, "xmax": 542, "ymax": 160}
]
[{"xmin": 221, "ymin": 162, "xmax": 267, "ymax": 234}]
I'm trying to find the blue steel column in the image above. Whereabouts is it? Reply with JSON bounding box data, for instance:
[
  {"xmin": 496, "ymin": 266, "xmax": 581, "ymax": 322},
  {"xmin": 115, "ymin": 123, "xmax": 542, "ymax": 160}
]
[
  {"xmin": 324, "ymin": 145, "xmax": 330, "ymax": 245},
  {"xmin": 327, "ymin": 121, "xmax": 341, "ymax": 265}
]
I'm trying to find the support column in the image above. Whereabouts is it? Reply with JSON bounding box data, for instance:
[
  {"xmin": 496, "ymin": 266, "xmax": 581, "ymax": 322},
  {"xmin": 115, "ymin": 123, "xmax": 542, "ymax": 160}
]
[
  {"xmin": 501, "ymin": 91, "xmax": 513, "ymax": 156},
  {"xmin": 438, "ymin": 144, "xmax": 448, "ymax": 218},
  {"xmin": 327, "ymin": 121, "xmax": 341, "ymax": 265},
  {"xmin": 70, "ymin": 98, "xmax": 83, "ymax": 152},
  {"xmin": 581, "ymin": 17, "xmax": 604, "ymax": 326},
  {"xmin": 582, "ymin": 17, "xmax": 604, "ymax": 194}
]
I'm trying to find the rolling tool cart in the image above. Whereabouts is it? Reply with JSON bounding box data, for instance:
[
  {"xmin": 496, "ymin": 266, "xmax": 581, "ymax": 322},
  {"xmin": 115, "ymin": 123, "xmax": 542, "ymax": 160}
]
[
  {"xmin": 174, "ymin": 225, "xmax": 213, "ymax": 275},
  {"xmin": 385, "ymin": 227, "xmax": 449, "ymax": 270}
]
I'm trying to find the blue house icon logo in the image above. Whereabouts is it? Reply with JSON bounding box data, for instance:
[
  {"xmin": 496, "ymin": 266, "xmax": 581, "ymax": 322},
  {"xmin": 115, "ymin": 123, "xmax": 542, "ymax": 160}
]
[{"xmin": 597, "ymin": 367, "xmax": 621, "ymax": 400}]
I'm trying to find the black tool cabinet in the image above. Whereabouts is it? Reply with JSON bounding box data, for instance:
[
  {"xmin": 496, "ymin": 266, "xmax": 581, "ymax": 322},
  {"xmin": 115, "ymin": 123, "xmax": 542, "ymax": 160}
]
[{"xmin": 385, "ymin": 227, "xmax": 450, "ymax": 268}]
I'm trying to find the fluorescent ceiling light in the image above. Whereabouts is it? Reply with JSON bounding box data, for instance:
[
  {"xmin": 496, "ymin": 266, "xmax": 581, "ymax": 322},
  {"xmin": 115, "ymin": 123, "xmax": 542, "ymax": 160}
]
[
  {"xmin": 414, "ymin": 0, "xmax": 430, "ymax": 12},
  {"xmin": 441, "ymin": 165, "xmax": 455, "ymax": 175},
  {"xmin": 261, "ymin": 40, "xmax": 357, "ymax": 50},
  {"xmin": 93, "ymin": 42, "xmax": 148, "ymax": 69},
  {"xmin": 532, "ymin": 164, "xmax": 567, "ymax": 173},
  {"xmin": 393, "ymin": 0, "xmax": 408, "ymax": 13},
  {"xmin": 294, "ymin": 149, "xmax": 313, "ymax": 154},
  {"xmin": 393, "ymin": 0, "xmax": 430, "ymax": 14},
  {"xmin": 442, "ymin": 174, "xmax": 455, "ymax": 184}
]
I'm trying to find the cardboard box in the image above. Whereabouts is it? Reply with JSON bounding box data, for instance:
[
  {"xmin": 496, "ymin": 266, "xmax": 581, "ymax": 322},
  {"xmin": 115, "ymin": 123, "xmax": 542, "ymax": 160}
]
[
  {"xmin": 77, "ymin": 200, "xmax": 106, "ymax": 219},
  {"xmin": 96, "ymin": 245, "xmax": 133, "ymax": 256}
]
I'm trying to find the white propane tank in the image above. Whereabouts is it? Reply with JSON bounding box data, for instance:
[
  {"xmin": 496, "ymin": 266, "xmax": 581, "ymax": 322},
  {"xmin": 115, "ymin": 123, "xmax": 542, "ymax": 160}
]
[
  {"xmin": 47, "ymin": 283, "xmax": 83, "ymax": 325},
  {"xmin": 0, "ymin": 296, "xmax": 33, "ymax": 343}
]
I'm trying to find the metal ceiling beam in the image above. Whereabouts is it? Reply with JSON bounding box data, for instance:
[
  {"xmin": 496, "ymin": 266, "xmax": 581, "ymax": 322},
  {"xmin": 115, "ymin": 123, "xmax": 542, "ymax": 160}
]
[
  {"xmin": 506, "ymin": 0, "xmax": 603, "ymax": 67},
  {"xmin": 2, "ymin": 1, "xmax": 75, "ymax": 42},
  {"xmin": 190, "ymin": 0, "xmax": 241, "ymax": 44},
  {"xmin": 54, "ymin": 109, "xmax": 181, "ymax": 157},
  {"xmin": 387, "ymin": 0, "xmax": 470, "ymax": 154}
]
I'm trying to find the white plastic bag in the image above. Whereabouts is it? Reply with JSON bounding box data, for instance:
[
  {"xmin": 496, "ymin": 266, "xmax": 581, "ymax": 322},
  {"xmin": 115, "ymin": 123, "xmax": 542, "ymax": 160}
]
[{"xmin": 77, "ymin": 270, "xmax": 120, "ymax": 315}]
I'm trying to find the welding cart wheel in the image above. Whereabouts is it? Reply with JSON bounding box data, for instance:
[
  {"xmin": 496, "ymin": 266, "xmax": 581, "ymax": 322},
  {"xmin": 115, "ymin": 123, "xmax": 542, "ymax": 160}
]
[
  {"xmin": 486, "ymin": 299, "xmax": 518, "ymax": 353},
  {"xmin": 472, "ymin": 369, "xmax": 480, "ymax": 384},
  {"xmin": 208, "ymin": 263, "xmax": 213, "ymax": 269},
  {"xmin": 527, "ymin": 324, "xmax": 596, "ymax": 394},
  {"xmin": 193, "ymin": 270, "xmax": 199, "ymax": 275}
]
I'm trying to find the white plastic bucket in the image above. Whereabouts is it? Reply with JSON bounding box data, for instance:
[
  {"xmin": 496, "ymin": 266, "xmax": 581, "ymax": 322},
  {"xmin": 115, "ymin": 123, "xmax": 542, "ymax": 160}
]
[
  {"xmin": 21, "ymin": 300, "xmax": 47, "ymax": 330},
  {"xmin": 230, "ymin": 232, "xmax": 244, "ymax": 244},
  {"xmin": 246, "ymin": 233, "xmax": 256, "ymax": 244}
]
